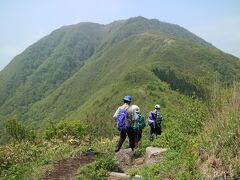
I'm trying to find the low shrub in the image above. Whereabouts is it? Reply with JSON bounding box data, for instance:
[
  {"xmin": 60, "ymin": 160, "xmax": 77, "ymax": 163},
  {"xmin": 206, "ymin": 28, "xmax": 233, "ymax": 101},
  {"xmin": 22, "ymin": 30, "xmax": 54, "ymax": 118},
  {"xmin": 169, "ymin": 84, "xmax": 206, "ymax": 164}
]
[
  {"xmin": 45, "ymin": 120, "xmax": 87, "ymax": 140},
  {"xmin": 4, "ymin": 118, "xmax": 36, "ymax": 141}
]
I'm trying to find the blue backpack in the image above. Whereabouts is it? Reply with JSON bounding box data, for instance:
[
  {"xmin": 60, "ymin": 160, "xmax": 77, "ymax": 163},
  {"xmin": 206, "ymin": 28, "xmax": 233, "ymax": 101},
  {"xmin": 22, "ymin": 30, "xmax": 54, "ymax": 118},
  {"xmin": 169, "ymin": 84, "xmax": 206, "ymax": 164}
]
[{"xmin": 117, "ymin": 108, "xmax": 129, "ymax": 131}]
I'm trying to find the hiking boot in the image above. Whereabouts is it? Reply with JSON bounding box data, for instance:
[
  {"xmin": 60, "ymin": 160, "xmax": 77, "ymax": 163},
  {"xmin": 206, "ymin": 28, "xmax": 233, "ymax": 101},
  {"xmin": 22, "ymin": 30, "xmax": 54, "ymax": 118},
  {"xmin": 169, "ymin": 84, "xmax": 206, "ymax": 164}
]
[
  {"xmin": 115, "ymin": 138, "xmax": 124, "ymax": 152},
  {"xmin": 135, "ymin": 141, "xmax": 139, "ymax": 148},
  {"xmin": 149, "ymin": 134, "xmax": 154, "ymax": 142},
  {"xmin": 115, "ymin": 147, "xmax": 120, "ymax": 152}
]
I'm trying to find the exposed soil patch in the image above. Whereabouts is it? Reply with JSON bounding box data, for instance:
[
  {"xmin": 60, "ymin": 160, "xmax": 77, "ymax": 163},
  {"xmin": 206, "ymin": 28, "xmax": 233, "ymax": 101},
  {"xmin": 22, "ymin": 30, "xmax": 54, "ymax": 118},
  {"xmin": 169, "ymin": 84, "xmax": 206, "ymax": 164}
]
[{"xmin": 43, "ymin": 152, "xmax": 96, "ymax": 180}]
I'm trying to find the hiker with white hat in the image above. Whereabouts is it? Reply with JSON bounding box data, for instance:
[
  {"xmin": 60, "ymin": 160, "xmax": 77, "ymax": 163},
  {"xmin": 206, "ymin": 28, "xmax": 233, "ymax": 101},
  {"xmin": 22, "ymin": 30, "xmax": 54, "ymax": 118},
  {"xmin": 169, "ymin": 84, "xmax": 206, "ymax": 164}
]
[{"xmin": 148, "ymin": 104, "xmax": 164, "ymax": 142}]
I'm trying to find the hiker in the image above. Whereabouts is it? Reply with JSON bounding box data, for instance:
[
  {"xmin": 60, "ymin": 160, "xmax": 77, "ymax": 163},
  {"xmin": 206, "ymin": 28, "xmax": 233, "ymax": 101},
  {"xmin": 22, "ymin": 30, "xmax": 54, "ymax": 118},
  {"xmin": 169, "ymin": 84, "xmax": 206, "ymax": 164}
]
[
  {"xmin": 131, "ymin": 105, "xmax": 146, "ymax": 147},
  {"xmin": 113, "ymin": 96, "xmax": 137, "ymax": 152},
  {"xmin": 148, "ymin": 104, "xmax": 164, "ymax": 142}
]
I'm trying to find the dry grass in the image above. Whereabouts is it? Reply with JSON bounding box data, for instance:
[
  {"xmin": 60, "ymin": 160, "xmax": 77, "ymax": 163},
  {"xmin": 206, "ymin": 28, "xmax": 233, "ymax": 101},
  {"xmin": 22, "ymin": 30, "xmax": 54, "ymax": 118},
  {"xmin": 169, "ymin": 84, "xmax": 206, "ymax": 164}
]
[{"xmin": 200, "ymin": 83, "xmax": 240, "ymax": 179}]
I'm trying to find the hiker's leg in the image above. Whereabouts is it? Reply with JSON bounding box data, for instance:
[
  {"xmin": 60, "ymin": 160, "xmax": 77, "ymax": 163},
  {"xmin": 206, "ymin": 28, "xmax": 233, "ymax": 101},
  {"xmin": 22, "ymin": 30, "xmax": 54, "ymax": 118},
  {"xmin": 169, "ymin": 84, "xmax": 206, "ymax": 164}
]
[
  {"xmin": 134, "ymin": 130, "xmax": 139, "ymax": 148},
  {"xmin": 127, "ymin": 128, "xmax": 135, "ymax": 151},
  {"xmin": 134, "ymin": 130, "xmax": 142, "ymax": 148},
  {"xmin": 159, "ymin": 125, "xmax": 162, "ymax": 135},
  {"xmin": 156, "ymin": 125, "xmax": 162, "ymax": 136},
  {"xmin": 115, "ymin": 130, "xmax": 127, "ymax": 152},
  {"xmin": 120, "ymin": 129, "xmax": 127, "ymax": 140},
  {"xmin": 149, "ymin": 125, "xmax": 155, "ymax": 141}
]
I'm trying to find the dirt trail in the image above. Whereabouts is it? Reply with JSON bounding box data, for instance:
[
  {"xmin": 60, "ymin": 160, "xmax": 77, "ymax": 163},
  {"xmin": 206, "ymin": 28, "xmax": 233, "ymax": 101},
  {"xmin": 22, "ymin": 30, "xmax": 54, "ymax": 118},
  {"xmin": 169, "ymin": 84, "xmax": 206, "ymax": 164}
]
[{"xmin": 43, "ymin": 152, "xmax": 96, "ymax": 180}]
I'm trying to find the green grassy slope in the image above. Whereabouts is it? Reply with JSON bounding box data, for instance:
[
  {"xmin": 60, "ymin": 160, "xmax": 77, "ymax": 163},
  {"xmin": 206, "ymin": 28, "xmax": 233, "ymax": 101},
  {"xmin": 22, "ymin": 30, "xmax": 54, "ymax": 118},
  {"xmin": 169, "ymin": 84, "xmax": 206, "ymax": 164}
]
[
  {"xmin": 24, "ymin": 32, "xmax": 240, "ymax": 130},
  {"xmin": 0, "ymin": 16, "xmax": 240, "ymax": 139}
]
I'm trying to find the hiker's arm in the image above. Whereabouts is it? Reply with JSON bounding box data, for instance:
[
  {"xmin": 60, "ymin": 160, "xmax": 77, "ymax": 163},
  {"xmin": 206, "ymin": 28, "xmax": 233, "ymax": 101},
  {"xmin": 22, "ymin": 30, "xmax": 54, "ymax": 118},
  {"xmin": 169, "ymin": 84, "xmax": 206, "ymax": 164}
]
[
  {"xmin": 113, "ymin": 107, "xmax": 120, "ymax": 120},
  {"xmin": 160, "ymin": 114, "xmax": 164, "ymax": 121},
  {"xmin": 148, "ymin": 112, "xmax": 154, "ymax": 125}
]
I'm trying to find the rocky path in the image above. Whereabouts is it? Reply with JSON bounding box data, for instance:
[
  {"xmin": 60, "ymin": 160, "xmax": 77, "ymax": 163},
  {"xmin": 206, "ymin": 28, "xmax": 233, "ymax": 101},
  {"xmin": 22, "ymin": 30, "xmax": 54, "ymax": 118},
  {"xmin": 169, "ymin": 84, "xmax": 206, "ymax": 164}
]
[
  {"xmin": 108, "ymin": 147, "xmax": 168, "ymax": 179},
  {"xmin": 43, "ymin": 152, "xmax": 96, "ymax": 180},
  {"xmin": 42, "ymin": 147, "xmax": 167, "ymax": 180}
]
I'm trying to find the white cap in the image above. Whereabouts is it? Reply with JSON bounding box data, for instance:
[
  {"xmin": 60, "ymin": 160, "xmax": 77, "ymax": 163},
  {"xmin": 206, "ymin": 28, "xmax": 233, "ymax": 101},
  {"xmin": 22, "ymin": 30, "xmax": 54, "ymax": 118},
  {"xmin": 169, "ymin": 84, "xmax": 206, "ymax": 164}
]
[{"xmin": 155, "ymin": 104, "xmax": 160, "ymax": 109}]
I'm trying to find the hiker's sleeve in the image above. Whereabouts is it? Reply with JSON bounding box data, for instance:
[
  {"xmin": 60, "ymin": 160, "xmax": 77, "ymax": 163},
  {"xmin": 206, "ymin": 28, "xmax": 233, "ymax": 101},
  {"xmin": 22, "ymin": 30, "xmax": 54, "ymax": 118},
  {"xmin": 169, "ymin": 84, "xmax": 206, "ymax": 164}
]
[
  {"xmin": 148, "ymin": 112, "xmax": 154, "ymax": 125},
  {"xmin": 113, "ymin": 107, "xmax": 120, "ymax": 120}
]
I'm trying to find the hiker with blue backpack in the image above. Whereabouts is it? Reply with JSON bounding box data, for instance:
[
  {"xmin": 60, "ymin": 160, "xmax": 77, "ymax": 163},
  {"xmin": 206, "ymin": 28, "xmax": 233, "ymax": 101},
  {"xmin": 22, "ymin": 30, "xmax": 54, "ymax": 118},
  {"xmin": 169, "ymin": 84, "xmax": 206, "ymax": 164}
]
[
  {"xmin": 131, "ymin": 105, "xmax": 146, "ymax": 147},
  {"xmin": 113, "ymin": 96, "xmax": 137, "ymax": 152},
  {"xmin": 148, "ymin": 104, "xmax": 164, "ymax": 142}
]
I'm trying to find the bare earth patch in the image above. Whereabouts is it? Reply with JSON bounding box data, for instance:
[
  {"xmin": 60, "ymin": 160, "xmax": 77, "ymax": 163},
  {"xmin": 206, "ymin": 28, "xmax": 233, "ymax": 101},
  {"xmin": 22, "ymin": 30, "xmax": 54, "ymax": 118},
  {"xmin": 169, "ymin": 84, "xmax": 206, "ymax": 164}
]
[{"xmin": 43, "ymin": 152, "xmax": 96, "ymax": 180}]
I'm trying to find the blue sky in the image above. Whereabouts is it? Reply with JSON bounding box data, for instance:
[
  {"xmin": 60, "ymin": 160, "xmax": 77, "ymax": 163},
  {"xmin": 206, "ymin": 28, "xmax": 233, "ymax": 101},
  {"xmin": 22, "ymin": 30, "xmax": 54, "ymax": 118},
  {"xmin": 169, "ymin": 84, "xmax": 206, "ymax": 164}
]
[{"xmin": 1, "ymin": 0, "xmax": 240, "ymax": 70}]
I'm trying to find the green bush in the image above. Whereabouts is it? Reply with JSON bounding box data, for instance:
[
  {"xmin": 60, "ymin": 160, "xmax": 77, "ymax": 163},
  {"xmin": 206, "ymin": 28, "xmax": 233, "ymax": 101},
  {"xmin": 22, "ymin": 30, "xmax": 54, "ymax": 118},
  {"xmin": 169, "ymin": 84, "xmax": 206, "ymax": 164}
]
[
  {"xmin": 45, "ymin": 120, "xmax": 87, "ymax": 140},
  {"xmin": 4, "ymin": 118, "xmax": 36, "ymax": 141}
]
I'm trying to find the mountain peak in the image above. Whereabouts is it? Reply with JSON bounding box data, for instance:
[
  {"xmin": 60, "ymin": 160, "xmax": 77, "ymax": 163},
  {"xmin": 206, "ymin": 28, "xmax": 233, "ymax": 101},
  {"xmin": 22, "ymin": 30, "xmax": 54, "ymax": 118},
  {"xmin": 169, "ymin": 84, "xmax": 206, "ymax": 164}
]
[{"xmin": 126, "ymin": 16, "xmax": 148, "ymax": 22}]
